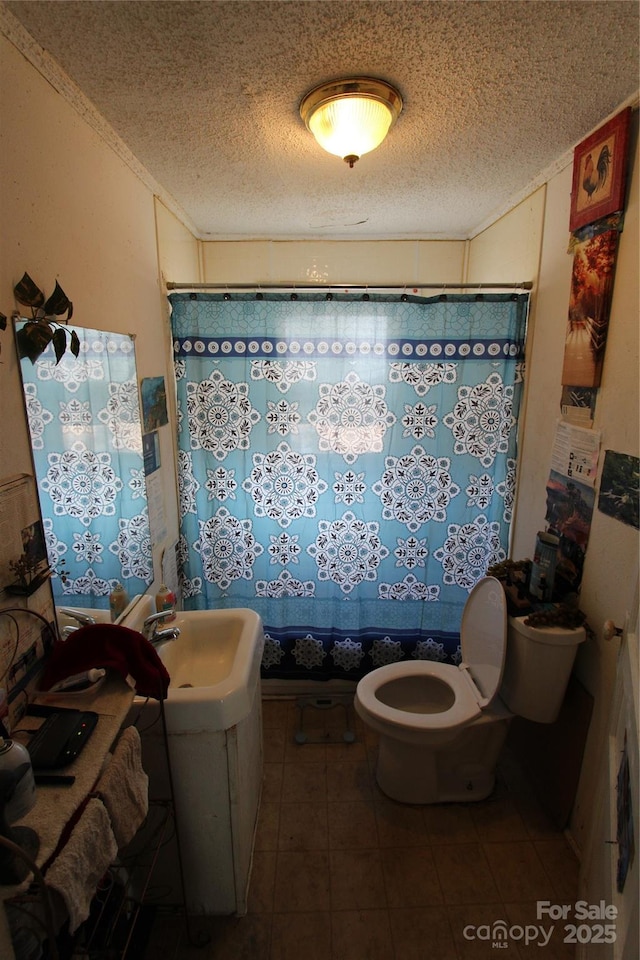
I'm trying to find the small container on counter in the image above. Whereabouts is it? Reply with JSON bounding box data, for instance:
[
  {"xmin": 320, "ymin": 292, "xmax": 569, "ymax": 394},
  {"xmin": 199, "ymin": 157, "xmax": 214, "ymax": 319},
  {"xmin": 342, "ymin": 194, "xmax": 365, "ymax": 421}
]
[
  {"xmin": 109, "ymin": 582, "xmax": 129, "ymax": 621},
  {"xmin": 0, "ymin": 738, "xmax": 37, "ymax": 822},
  {"xmin": 155, "ymin": 583, "xmax": 176, "ymax": 621}
]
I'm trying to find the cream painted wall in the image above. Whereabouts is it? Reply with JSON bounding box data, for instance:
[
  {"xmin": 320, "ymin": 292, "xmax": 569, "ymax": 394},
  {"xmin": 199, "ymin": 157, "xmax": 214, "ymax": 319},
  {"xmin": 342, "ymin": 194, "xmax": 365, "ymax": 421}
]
[
  {"xmin": 0, "ymin": 34, "xmax": 179, "ymax": 594},
  {"xmin": 155, "ymin": 197, "xmax": 202, "ymax": 286},
  {"xmin": 569, "ymin": 128, "xmax": 639, "ymax": 854},
  {"xmin": 200, "ymin": 239, "xmax": 467, "ymax": 287},
  {"xmin": 466, "ymin": 188, "xmax": 546, "ymax": 285},
  {"xmin": 473, "ymin": 127, "xmax": 639, "ymax": 857}
]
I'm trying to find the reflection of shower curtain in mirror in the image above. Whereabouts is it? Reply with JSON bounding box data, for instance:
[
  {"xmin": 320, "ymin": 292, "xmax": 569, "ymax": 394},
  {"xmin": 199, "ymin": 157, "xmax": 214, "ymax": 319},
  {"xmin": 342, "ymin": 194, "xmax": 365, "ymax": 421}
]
[
  {"xmin": 20, "ymin": 329, "xmax": 153, "ymax": 609},
  {"xmin": 170, "ymin": 293, "xmax": 528, "ymax": 681}
]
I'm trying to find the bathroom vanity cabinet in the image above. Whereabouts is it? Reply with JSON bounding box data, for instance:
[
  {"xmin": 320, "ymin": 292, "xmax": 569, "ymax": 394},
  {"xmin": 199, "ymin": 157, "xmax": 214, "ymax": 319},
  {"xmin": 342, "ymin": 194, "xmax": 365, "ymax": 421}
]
[{"xmin": 137, "ymin": 683, "xmax": 263, "ymax": 915}]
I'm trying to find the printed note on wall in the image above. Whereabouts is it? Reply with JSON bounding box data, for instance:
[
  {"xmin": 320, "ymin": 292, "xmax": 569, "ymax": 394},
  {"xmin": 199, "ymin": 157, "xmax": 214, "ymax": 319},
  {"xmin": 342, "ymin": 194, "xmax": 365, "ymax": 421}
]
[{"xmin": 550, "ymin": 421, "xmax": 601, "ymax": 487}]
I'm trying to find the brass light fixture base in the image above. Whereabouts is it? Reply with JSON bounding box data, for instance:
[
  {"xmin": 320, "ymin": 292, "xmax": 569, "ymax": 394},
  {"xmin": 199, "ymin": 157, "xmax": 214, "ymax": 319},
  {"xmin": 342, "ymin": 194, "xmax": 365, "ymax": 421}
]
[{"xmin": 300, "ymin": 77, "xmax": 403, "ymax": 167}]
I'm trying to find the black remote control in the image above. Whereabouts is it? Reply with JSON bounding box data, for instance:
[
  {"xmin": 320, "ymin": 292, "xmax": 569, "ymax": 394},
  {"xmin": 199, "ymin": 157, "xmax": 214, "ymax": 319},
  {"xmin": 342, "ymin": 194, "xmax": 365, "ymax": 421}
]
[{"xmin": 34, "ymin": 774, "xmax": 76, "ymax": 786}]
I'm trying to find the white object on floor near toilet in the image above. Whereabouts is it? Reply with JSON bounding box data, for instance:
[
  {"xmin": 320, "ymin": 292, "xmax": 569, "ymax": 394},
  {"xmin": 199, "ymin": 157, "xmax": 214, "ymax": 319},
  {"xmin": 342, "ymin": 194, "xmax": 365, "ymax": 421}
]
[{"xmin": 355, "ymin": 577, "xmax": 586, "ymax": 805}]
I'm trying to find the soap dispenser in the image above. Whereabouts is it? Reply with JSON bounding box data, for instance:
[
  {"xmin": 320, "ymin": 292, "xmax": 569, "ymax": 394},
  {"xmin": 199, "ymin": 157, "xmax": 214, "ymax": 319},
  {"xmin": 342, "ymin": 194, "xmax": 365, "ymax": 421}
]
[
  {"xmin": 155, "ymin": 584, "xmax": 176, "ymax": 621},
  {"xmin": 109, "ymin": 582, "xmax": 129, "ymax": 622}
]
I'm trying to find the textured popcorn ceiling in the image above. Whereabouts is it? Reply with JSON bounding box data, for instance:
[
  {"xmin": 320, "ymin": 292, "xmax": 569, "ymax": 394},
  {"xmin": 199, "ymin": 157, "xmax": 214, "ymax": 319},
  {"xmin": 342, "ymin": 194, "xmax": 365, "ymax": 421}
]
[{"xmin": 3, "ymin": 0, "xmax": 639, "ymax": 240}]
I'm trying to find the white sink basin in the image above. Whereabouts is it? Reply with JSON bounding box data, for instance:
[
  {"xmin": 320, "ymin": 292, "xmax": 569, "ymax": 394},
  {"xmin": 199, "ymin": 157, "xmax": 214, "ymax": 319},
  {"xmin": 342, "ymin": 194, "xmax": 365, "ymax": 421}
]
[{"xmin": 122, "ymin": 597, "xmax": 264, "ymax": 731}]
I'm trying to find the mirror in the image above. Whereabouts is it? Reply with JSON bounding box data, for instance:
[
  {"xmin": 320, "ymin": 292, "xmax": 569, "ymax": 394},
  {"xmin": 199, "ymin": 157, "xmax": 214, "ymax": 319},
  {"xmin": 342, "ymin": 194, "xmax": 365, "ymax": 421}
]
[{"xmin": 15, "ymin": 321, "xmax": 153, "ymax": 613}]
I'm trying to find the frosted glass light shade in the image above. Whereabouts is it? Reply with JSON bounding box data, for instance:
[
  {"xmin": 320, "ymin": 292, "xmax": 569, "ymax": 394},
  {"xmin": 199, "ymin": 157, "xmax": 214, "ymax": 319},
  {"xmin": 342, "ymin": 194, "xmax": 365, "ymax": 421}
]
[{"xmin": 300, "ymin": 78, "xmax": 402, "ymax": 167}]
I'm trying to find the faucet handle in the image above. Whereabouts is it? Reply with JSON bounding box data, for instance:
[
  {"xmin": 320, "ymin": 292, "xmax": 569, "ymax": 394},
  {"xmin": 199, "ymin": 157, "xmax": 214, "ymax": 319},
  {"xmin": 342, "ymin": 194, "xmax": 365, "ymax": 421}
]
[
  {"xmin": 58, "ymin": 607, "xmax": 97, "ymax": 627},
  {"xmin": 143, "ymin": 609, "xmax": 176, "ymax": 638}
]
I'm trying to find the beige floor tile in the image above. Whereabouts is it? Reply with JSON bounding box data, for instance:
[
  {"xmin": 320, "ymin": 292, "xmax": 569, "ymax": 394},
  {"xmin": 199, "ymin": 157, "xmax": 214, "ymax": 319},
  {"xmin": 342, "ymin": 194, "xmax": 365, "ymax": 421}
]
[
  {"xmin": 255, "ymin": 801, "xmax": 281, "ymax": 851},
  {"xmin": 141, "ymin": 912, "xmax": 184, "ymax": 959},
  {"xmin": 325, "ymin": 739, "xmax": 368, "ymax": 763},
  {"xmin": 149, "ymin": 707, "xmax": 583, "ymax": 959},
  {"xmin": 194, "ymin": 914, "xmax": 272, "ymax": 960},
  {"xmin": 470, "ymin": 796, "xmax": 529, "ymax": 842},
  {"xmin": 497, "ymin": 747, "xmax": 533, "ymax": 793},
  {"xmin": 262, "ymin": 762, "xmax": 284, "ymax": 803},
  {"xmin": 389, "ymin": 906, "xmax": 458, "ymax": 960},
  {"xmin": 483, "ymin": 841, "xmax": 555, "ymax": 902},
  {"xmin": 366, "ymin": 747, "xmax": 380, "ymax": 782},
  {"xmin": 278, "ymin": 800, "xmax": 328, "ymax": 850},
  {"xmin": 374, "ymin": 794, "xmax": 429, "ymax": 847},
  {"xmin": 359, "ymin": 723, "xmax": 380, "ymax": 749},
  {"xmin": 331, "ymin": 909, "xmax": 394, "ymax": 960},
  {"xmin": 328, "ymin": 800, "xmax": 379, "ymax": 849},
  {"xmin": 326, "ymin": 760, "xmax": 373, "ymax": 802},
  {"xmin": 513, "ymin": 792, "xmax": 565, "ymax": 840},
  {"xmin": 504, "ymin": 902, "xmax": 577, "ymax": 959},
  {"xmin": 381, "ymin": 845, "xmax": 443, "ymax": 907},
  {"xmin": 433, "ymin": 843, "xmax": 501, "ymax": 905},
  {"xmin": 269, "ymin": 911, "xmax": 332, "ymax": 960},
  {"xmin": 288, "ymin": 702, "xmax": 353, "ymax": 747},
  {"xmin": 329, "ymin": 848, "xmax": 387, "ymax": 910},
  {"xmin": 263, "ymin": 727, "xmax": 286, "ymax": 763},
  {"xmin": 423, "ymin": 802, "xmax": 480, "ymax": 844},
  {"xmin": 247, "ymin": 850, "xmax": 277, "ymax": 914},
  {"xmin": 448, "ymin": 903, "xmax": 522, "ymax": 959},
  {"xmin": 281, "ymin": 760, "xmax": 327, "ymax": 802},
  {"xmin": 533, "ymin": 840, "xmax": 580, "ymax": 901},
  {"xmin": 262, "ymin": 698, "xmax": 291, "ymax": 729},
  {"xmin": 273, "ymin": 850, "xmax": 331, "ymax": 912},
  {"xmin": 284, "ymin": 738, "xmax": 328, "ymax": 762}
]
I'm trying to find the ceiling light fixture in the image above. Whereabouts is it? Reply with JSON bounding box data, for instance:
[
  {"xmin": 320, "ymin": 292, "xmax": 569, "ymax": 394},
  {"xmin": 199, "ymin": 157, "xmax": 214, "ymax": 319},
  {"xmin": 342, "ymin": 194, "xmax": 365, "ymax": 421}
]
[{"xmin": 300, "ymin": 77, "xmax": 403, "ymax": 168}]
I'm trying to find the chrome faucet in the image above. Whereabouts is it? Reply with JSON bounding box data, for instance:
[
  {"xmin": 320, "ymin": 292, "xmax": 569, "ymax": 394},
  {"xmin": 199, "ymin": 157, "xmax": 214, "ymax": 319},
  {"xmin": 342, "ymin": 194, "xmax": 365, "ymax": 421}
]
[
  {"xmin": 150, "ymin": 626, "xmax": 181, "ymax": 646},
  {"xmin": 142, "ymin": 610, "xmax": 180, "ymax": 643},
  {"xmin": 58, "ymin": 608, "xmax": 97, "ymax": 627}
]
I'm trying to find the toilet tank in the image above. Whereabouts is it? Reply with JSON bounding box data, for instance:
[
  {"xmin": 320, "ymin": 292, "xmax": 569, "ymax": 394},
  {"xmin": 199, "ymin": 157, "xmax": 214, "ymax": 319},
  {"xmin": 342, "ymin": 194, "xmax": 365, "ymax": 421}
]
[{"xmin": 499, "ymin": 616, "xmax": 586, "ymax": 723}]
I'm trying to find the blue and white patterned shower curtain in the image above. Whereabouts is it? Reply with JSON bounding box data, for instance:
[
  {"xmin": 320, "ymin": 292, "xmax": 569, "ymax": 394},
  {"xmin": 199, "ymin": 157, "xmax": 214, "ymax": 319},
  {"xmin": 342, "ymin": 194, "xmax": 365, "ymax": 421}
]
[
  {"xmin": 170, "ymin": 293, "xmax": 527, "ymax": 680},
  {"xmin": 20, "ymin": 327, "xmax": 153, "ymax": 610}
]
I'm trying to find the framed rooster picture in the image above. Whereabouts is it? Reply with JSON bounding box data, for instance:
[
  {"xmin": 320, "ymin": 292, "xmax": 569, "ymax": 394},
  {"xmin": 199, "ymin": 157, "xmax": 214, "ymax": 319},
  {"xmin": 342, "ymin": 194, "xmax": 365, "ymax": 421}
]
[{"xmin": 569, "ymin": 107, "xmax": 631, "ymax": 232}]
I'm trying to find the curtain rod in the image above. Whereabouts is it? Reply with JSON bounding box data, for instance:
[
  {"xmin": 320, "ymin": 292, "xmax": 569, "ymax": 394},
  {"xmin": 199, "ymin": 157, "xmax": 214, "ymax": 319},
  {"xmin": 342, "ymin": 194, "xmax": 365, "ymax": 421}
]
[{"xmin": 166, "ymin": 281, "xmax": 533, "ymax": 292}]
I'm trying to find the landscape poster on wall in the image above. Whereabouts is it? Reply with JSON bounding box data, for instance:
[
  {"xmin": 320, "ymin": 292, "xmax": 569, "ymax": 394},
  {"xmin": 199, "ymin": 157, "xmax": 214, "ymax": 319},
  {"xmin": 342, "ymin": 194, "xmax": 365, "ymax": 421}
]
[
  {"xmin": 141, "ymin": 376, "xmax": 168, "ymax": 432},
  {"xmin": 597, "ymin": 450, "xmax": 639, "ymax": 529},
  {"xmin": 569, "ymin": 107, "xmax": 631, "ymax": 233},
  {"xmin": 545, "ymin": 470, "xmax": 595, "ymax": 595},
  {"xmin": 561, "ymin": 229, "xmax": 619, "ymax": 387}
]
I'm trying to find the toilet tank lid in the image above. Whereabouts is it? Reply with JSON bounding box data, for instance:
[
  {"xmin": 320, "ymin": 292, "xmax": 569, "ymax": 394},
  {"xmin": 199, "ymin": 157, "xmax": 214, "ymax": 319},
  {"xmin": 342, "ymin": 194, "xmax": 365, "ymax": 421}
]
[
  {"xmin": 508, "ymin": 616, "xmax": 586, "ymax": 646},
  {"xmin": 461, "ymin": 577, "xmax": 507, "ymax": 704}
]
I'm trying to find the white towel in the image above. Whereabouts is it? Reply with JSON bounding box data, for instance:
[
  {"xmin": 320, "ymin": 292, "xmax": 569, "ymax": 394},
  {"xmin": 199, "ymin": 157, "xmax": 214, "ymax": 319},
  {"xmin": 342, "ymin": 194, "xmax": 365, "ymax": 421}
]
[
  {"xmin": 95, "ymin": 725, "xmax": 148, "ymax": 849},
  {"xmin": 45, "ymin": 797, "xmax": 118, "ymax": 934}
]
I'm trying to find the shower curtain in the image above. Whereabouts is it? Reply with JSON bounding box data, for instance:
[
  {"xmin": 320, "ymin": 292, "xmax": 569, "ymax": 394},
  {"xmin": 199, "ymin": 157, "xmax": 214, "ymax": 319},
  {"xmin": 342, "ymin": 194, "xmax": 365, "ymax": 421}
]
[{"xmin": 170, "ymin": 292, "xmax": 528, "ymax": 681}]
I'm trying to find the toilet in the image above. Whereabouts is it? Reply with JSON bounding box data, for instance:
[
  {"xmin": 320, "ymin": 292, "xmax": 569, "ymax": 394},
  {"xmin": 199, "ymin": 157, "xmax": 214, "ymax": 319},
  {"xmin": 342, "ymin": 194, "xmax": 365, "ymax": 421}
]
[{"xmin": 354, "ymin": 576, "xmax": 586, "ymax": 804}]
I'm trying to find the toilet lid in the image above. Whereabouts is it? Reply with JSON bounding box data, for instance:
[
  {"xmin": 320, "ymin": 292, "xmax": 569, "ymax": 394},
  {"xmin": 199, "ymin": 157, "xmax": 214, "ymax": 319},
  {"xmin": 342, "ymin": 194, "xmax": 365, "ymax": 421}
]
[{"xmin": 460, "ymin": 576, "xmax": 507, "ymax": 704}]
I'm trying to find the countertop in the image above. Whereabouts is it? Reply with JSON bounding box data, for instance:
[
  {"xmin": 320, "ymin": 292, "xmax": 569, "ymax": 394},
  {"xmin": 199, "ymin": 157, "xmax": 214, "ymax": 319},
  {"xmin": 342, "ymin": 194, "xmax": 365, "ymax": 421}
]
[{"xmin": 0, "ymin": 674, "xmax": 136, "ymax": 959}]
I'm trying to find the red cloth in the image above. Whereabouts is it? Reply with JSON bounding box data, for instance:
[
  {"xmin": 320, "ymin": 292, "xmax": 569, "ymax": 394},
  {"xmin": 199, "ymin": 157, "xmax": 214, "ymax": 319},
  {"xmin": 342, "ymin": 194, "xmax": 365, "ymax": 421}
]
[{"xmin": 40, "ymin": 624, "xmax": 170, "ymax": 700}]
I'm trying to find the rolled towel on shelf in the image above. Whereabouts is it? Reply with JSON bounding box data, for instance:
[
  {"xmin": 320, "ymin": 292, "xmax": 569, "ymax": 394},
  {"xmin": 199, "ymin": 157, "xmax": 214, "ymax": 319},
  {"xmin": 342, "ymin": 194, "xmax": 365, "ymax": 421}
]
[
  {"xmin": 45, "ymin": 797, "xmax": 118, "ymax": 934},
  {"xmin": 94, "ymin": 725, "xmax": 149, "ymax": 849}
]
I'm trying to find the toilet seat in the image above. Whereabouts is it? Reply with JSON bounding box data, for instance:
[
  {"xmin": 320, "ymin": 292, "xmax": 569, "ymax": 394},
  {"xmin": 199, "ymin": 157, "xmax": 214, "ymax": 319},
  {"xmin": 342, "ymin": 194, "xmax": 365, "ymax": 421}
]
[
  {"xmin": 356, "ymin": 577, "xmax": 508, "ymax": 733},
  {"xmin": 356, "ymin": 658, "xmax": 483, "ymax": 731}
]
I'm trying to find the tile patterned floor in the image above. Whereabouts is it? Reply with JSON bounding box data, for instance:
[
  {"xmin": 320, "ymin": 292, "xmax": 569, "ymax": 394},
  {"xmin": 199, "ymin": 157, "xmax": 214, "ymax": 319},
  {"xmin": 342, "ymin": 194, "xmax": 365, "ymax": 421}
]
[{"xmin": 144, "ymin": 697, "xmax": 579, "ymax": 959}]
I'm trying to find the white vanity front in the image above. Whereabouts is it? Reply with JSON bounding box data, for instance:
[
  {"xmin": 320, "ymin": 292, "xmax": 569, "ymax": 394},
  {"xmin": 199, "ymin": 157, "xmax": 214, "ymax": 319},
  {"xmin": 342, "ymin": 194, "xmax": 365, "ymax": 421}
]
[{"xmin": 126, "ymin": 598, "xmax": 264, "ymax": 915}]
